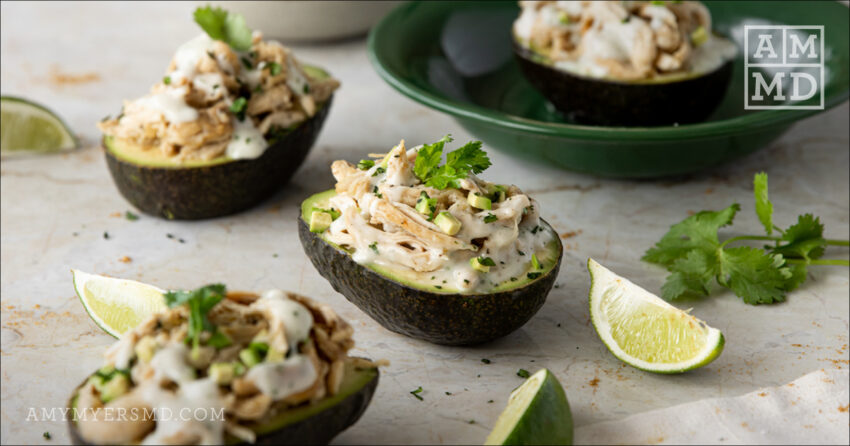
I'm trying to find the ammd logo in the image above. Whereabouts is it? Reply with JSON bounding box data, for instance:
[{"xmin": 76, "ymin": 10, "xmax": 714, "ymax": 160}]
[{"xmin": 745, "ymin": 25, "xmax": 824, "ymax": 110}]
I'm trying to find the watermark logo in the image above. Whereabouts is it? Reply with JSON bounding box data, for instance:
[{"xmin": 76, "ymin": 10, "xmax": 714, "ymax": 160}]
[{"xmin": 745, "ymin": 25, "xmax": 824, "ymax": 110}]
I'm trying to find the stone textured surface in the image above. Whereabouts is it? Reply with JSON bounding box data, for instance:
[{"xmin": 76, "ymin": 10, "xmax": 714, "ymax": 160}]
[{"xmin": 1, "ymin": 2, "xmax": 848, "ymax": 444}]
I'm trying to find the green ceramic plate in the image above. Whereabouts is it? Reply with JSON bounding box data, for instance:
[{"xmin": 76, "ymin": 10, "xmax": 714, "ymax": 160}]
[{"xmin": 368, "ymin": 1, "xmax": 849, "ymax": 178}]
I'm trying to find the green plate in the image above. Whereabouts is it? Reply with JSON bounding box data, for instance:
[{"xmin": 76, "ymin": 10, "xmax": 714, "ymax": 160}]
[{"xmin": 368, "ymin": 1, "xmax": 849, "ymax": 178}]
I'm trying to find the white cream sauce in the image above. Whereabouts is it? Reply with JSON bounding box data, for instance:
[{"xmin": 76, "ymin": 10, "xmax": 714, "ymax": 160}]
[
  {"xmin": 140, "ymin": 378, "xmax": 226, "ymax": 445},
  {"xmin": 134, "ymin": 87, "xmax": 199, "ymax": 123},
  {"xmin": 257, "ymin": 289, "xmax": 314, "ymax": 347},
  {"xmin": 149, "ymin": 343, "xmax": 197, "ymax": 384},
  {"xmin": 245, "ymin": 355, "xmax": 318, "ymax": 400},
  {"xmin": 226, "ymin": 118, "xmax": 267, "ymax": 159}
]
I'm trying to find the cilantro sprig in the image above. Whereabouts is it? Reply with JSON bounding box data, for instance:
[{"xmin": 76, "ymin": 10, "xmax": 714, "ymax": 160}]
[
  {"xmin": 643, "ymin": 173, "xmax": 848, "ymax": 304},
  {"xmin": 413, "ymin": 135, "xmax": 492, "ymax": 189},
  {"xmin": 193, "ymin": 6, "xmax": 253, "ymax": 51},
  {"xmin": 164, "ymin": 284, "xmax": 232, "ymax": 357}
]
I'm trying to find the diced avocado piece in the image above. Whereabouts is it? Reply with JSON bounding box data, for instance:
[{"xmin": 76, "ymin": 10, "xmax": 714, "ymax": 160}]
[
  {"xmin": 99, "ymin": 374, "xmax": 129, "ymax": 403},
  {"xmin": 415, "ymin": 191, "xmax": 437, "ymax": 220},
  {"xmin": 208, "ymin": 362, "xmax": 240, "ymax": 385},
  {"xmin": 265, "ymin": 346, "xmax": 285, "ymax": 363},
  {"xmin": 310, "ymin": 211, "xmax": 333, "ymax": 233},
  {"xmin": 490, "ymin": 185, "xmax": 507, "ymax": 203},
  {"xmin": 470, "ymin": 256, "xmax": 496, "ymax": 273},
  {"xmin": 134, "ymin": 336, "xmax": 157, "ymax": 363},
  {"xmin": 691, "ymin": 26, "xmax": 708, "ymax": 47},
  {"xmin": 240, "ymin": 348, "xmax": 263, "ymax": 367},
  {"xmin": 434, "ymin": 211, "xmax": 461, "ymax": 235},
  {"xmin": 468, "ymin": 192, "xmax": 492, "ymax": 210},
  {"xmin": 531, "ymin": 253, "xmax": 543, "ymax": 270}
]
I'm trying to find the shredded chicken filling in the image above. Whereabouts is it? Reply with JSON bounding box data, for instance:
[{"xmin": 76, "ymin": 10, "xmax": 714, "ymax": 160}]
[
  {"xmin": 98, "ymin": 32, "xmax": 339, "ymax": 162},
  {"xmin": 74, "ymin": 291, "xmax": 378, "ymax": 445},
  {"xmin": 514, "ymin": 1, "xmax": 736, "ymax": 80},
  {"xmin": 323, "ymin": 140, "xmax": 554, "ymax": 293}
]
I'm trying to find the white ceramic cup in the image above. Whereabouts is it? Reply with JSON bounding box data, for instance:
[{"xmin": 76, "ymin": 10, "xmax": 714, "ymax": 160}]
[{"xmin": 202, "ymin": 1, "xmax": 401, "ymax": 42}]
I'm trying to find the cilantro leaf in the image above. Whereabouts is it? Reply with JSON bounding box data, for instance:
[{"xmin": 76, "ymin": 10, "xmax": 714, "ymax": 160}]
[
  {"xmin": 193, "ymin": 6, "xmax": 253, "ymax": 51},
  {"xmin": 718, "ymin": 247, "xmax": 789, "ymax": 304},
  {"xmin": 753, "ymin": 172, "xmax": 773, "ymax": 235},
  {"xmin": 660, "ymin": 249, "xmax": 717, "ymax": 300},
  {"xmin": 413, "ymin": 136, "xmax": 491, "ymax": 189},
  {"xmin": 413, "ymin": 135, "xmax": 452, "ymax": 182},
  {"xmin": 164, "ymin": 284, "xmax": 229, "ymax": 351},
  {"xmin": 772, "ymin": 214, "xmax": 825, "ymax": 261},
  {"xmin": 445, "ymin": 140, "xmax": 491, "ymax": 176},
  {"xmin": 642, "ymin": 204, "xmax": 740, "ymax": 267}
]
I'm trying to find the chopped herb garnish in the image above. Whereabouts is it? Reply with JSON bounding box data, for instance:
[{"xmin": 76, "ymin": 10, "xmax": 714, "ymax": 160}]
[
  {"xmin": 463, "ymin": 279, "xmax": 469, "ymax": 284},
  {"xmin": 303, "ymin": 84, "xmax": 310, "ymax": 94},
  {"xmin": 445, "ymin": 391, "xmax": 452, "ymax": 395},
  {"xmin": 194, "ymin": 6, "xmax": 253, "ymax": 51},
  {"xmin": 484, "ymin": 213, "xmax": 498, "ymax": 223},
  {"xmin": 43, "ymin": 431, "xmax": 51, "ymax": 440},
  {"xmin": 267, "ymin": 61, "xmax": 282, "ymax": 76},
  {"xmin": 229, "ymin": 97, "xmax": 248, "ymax": 121},
  {"xmin": 468, "ymin": 420, "xmax": 476, "ymax": 424},
  {"xmin": 212, "ymin": 84, "xmax": 219, "ymax": 90},
  {"xmin": 527, "ymin": 272, "xmax": 542, "ymax": 280},
  {"xmin": 273, "ymin": 253, "xmax": 278, "ymax": 258},
  {"xmin": 531, "ymin": 225, "xmax": 541, "ymax": 234},
  {"xmin": 372, "ymin": 166, "xmax": 386, "ymax": 177},
  {"xmin": 435, "ymin": 285, "xmax": 443, "ymax": 289},
  {"xmin": 245, "ymin": 138, "xmax": 251, "ymax": 144},
  {"xmin": 254, "ymin": 84, "xmax": 263, "ymax": 93},
  {"xmin": 125, "ymin": 211, "xmax": 139, "ymax": 221},
  {"xmin": 517, "ymin": 369, "xmax": 531, "ymax": 378},
  {"xmin": 162, "ymin": 76, "xmax": 171, "ymax": 85},
  {"xmin": 164, "ymin": 284, "xmax": 232, "ymax": 357},
  {"xmin": 410, "ymin": 386, "xmax": 424, "ymax": 401},
  {"xmin": 167, "ymin": 233, "xmax": 174, "ymax": 239},
  {"xmin": 413, "ymin": 135, "xmax": 492, "ymax": 189},
  {"xmin": 487, "ymin": 400, "xmax": 494, "ymax": 404},
  {"xmin": 103, "ymin": 231, "xmax": 110, "ymax": 240},
  {"xmin": 510, "ymin": 277, "xmax": 517, "ymax": 282},
  {"xmin": 369, "ymin": 242, "xmax": 379, "ymax": 254},
  {"xmin": 481, "ymin": 358, "xmax": 491, "ymax": 364},
  {"xmin": 357, "ymin": 159, "xmax": 375, "ymax": 170},
  {"xmin": 517, "ymin": 250, "xmax": 526, "ymax": 256},
  {"xmin": 477, "ymin": 257, "xmax": 496, "ymax": 267}
]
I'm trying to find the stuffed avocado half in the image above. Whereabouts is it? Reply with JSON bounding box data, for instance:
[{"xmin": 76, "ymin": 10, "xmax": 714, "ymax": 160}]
[
  {"xmin": 98, "ymin": 7, "xmax": 338, "ymax": 219},
  {"xmin": 298, "ymin": 136, "xmax": 563, "ymax": 345},
  {"xmin": 67, "ymin": 283, "xmax": 381, "ymax": 445},
  {"xmin": 512, "ymin": 1, "xmax": 736, "ymax": 126}
]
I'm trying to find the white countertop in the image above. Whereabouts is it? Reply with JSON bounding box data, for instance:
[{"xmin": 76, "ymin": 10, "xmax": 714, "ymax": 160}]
[{"xmin": 1, "ymin": 2, "xmax": 848, "ymax": 444}]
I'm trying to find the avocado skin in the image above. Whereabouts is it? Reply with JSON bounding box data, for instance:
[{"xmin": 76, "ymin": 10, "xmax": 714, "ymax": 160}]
[
  {"xmin": 513, "ymin": 42, "xmax": 733, "ymax": 127},
  {"xmin": 104, "ymin": 97, "xmax": 332, "ymax": 220},
  {"xmin": 297, "ymin": 215, "xmax": 562, "ymax": 346},
  {"xmin": 67, "ymin": 361, "xmax": 378, "ymax": 445}
]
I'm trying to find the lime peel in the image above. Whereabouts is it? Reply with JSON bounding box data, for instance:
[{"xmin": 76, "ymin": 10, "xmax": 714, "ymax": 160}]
[{"xmin": 588, "ymin": 258, "xmax": 724, "ymax": 374}]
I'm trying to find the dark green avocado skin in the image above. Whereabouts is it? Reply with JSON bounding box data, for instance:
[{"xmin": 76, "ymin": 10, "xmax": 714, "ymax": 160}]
[
  {"xmin": 104, "ymin": 97, "xmax": 332, "ymax": 220},
  {"xmin": 513, "ymin": 42, "xmax": 733, "ymax": 127},
  {"xmin": 298, "ymin": 215, "xmax": 562, "ymax": 346},
  {"xmin": 67, "ymin": 361, "xmax": 378, "ymax": 445}
]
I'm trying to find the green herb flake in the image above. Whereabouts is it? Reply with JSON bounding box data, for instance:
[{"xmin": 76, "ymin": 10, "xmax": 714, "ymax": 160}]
[
  {"xmin": 527, "ymin": 272, "xmax": 542, "ymax": 280},
  {"xmin": 162, "ymin": 76, "xmax": 171, "ymax": 85},
  {"xmin": 481, "ymin": 358, "xmax": 491, "ymax": 364},
  {"xmin": 357, "ymin": 159, "xmax": 375, "ymax": 170},
  {"xmin": 164, "ymin": 284, "xmax": 232, "ymax": 355},
  {"xmin": 193, "ymin": 6, "xmax": 253, "ymax": 51},
  {"xmin": 484, "ymin": 213, "xmax": 498, "ymax": 223},
  {"xmin": 517, "ymin": 369, "xmax": 531, "ymax": 378},
  {"xmin": 369, "ymin": 242, "xmax": 379, "ymax": 254},
  {"xmin": 372, "ymin": 166, "xmax": 386, "ymax": 177},
  {"xmin": 43, "ymin": 431, "xmax": 51, "ymax": 440},
  {"xmin": 229, "ymin": 97, "xmax": 248, "ymax": 121},
  {"xmin": 413, "ymin": 135, "xmax": 492, "ymax": 189},
  {"xmin": 125, "ymin": 211, "xmax": 139, "ymax": 221},
  {"xmin": 267, "ymin": 61, "xmax": 282, "ymax": 76},
  {"xmin": 410, "ymin": 386, "xmax": 424, "ymax": 401}
]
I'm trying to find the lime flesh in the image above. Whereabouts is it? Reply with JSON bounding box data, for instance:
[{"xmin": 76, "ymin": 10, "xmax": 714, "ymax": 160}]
[
  {"xmin": 485, "ymin": 369, "xmax": 573, "ymax": 445},
  {"xmin": 1, "ymin": 96, "xmax": 77, "ymax": 155},
  {"xmin": 72, "ymin": 270, "xmax": 167, "ymax": 338},
  {"xmin": 587, "ymin": 259, "xmax": 724, "ymax": 374}
]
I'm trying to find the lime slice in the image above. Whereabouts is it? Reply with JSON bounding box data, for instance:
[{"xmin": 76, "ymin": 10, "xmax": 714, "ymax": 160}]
[
  {"xmin": 1, "ymin": 96, "xmax": 77, "ymax": 156},
  {"xmin": 72, "ymin": 270, "xmax": 167, "ymax": 338},
  {"xmin": 485, "ymin": 369, "xmax": 573, "ymax": 446},
  {"xmin": 587, "ymin": 259, "xmax": 724, "ymax": 374}
]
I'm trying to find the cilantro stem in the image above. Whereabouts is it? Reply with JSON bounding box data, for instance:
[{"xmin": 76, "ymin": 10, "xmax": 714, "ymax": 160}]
[
  {"xmin": 825, "ymin": 239, "xmax": 850, "ymax": 247},
  {"xmin": 785, "ymin": 258, "xmax": 850, "ymax": 266},
  {"xmin": 718, "ymin": 235, "xmax": 779, "ymax": 248}
]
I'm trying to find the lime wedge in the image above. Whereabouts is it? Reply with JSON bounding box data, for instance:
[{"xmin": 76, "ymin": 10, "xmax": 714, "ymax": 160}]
[
  {"xmin": 587, "ymin": 259, "xmax": 724, "ymax": 374},
  {"xmin": 485, "ymin": 369, "xmax": 573, "ymax": 446},
  {"xmin": 72, "ymin": 270, "xmax": 167, "ymax": 338},
  {"xmin": 1, "ymin": 96, "xmax": 77, "ymax": 156}
]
